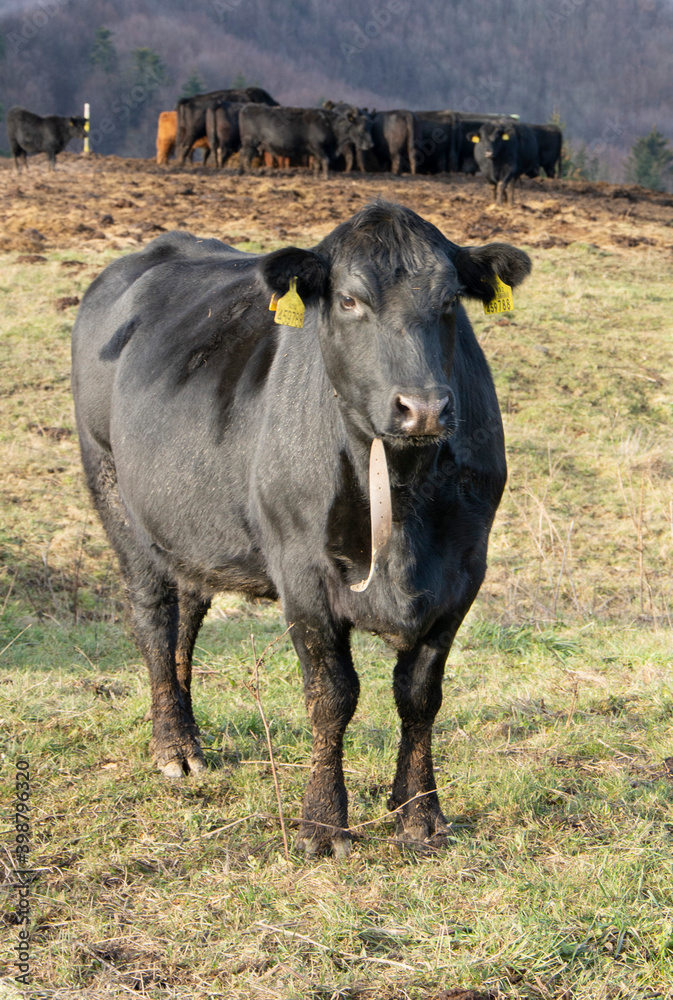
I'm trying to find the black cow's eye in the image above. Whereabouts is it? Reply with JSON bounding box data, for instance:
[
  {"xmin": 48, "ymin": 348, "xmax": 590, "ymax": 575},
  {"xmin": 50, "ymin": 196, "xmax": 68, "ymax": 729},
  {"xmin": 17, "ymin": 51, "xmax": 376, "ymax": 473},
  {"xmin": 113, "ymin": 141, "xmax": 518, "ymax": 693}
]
[{"xmin": 340, "ymin": 295, "xmax": 357, "ymax": 310}]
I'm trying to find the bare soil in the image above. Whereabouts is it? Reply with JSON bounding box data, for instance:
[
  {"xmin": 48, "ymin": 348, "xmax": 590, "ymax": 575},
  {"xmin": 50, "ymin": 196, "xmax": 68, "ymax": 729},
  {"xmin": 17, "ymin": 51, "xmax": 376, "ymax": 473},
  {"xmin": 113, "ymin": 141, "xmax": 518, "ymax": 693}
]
[{"xmin": 2, "ymin": 151, "xmax": 673, "ymax": 255}]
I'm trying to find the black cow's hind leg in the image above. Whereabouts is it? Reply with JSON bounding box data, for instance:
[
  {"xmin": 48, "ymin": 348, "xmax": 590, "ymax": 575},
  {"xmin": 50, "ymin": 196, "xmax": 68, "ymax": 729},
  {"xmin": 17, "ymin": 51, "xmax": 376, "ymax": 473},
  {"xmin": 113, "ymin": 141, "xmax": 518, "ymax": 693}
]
[
  {"xmin": 176, "ymin": 587, "xmax": 211, "ymax": 728},
  {"xmin": 81, "ymin": 442, "xmax": 205, "ymax": 776},
  {"xmin": 131, "ymin": 576, "xmax": 206, "ymax": 778},
  {"xmin": 288, "ymin": 615, "xmax": 358, "ymax": 857}
]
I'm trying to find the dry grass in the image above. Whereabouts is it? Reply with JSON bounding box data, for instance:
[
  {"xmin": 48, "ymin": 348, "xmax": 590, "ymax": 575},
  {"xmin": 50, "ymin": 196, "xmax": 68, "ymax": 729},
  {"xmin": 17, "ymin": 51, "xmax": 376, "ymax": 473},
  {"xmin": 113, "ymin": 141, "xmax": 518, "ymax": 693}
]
[{"xmin": 1, "ymin": 159, "xmax": 673, "ymax": 999}]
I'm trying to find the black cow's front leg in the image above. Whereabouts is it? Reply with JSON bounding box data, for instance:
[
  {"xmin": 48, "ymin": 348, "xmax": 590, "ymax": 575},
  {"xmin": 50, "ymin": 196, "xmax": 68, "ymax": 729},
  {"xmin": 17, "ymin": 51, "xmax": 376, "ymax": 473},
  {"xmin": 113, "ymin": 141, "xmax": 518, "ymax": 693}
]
[
  {"xmin": 288, "ymin": 617, "xmax": 359, "ymax": 857},
  {"xmin": 389, "ymin": 616, "xmax": 465, "ymax": 843}
]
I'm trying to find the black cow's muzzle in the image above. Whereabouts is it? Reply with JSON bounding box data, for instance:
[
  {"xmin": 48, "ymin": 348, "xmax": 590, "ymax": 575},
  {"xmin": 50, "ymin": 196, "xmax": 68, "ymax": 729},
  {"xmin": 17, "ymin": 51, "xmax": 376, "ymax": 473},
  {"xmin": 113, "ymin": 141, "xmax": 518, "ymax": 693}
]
[{"xmin": 389, "ymin": 389, "xmax": 455, "ymax": 439}]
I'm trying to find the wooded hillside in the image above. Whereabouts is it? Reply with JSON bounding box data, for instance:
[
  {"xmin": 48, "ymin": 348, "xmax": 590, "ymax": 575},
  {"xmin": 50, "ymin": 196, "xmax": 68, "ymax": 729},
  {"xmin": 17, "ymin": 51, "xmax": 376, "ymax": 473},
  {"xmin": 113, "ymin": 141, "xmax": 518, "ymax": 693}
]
[{"xmin": 1, "ymin": 0, "xmax": 671, "ymax": 171}]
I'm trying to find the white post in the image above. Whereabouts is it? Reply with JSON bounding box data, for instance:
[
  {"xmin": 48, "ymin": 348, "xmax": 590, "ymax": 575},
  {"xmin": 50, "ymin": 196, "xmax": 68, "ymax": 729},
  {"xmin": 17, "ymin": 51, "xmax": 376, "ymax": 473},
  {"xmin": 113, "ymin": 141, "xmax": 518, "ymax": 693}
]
[{"xmin": 83, "ymin": 103, "xmax": 90, "ymax": 154}]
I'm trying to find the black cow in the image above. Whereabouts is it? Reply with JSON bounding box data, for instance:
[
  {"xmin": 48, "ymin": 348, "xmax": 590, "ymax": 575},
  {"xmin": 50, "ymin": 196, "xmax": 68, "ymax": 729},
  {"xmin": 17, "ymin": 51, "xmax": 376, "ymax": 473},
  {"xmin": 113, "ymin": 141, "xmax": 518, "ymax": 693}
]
[
  {"xmin": 6, "ymin": 106, "xmax": 86, "ymax": 172},
  {"xmin": 71, "ymin": 202, "xmax": 531, "ymax": 856},
  {"xmin": 238, "ymin": 105, "xmax": 373, "ymax": 179},
  {"xmin": 323, "ymin": 101, "xmax": 374, "ymax": 173},
  {"xmin": 322, "ymin": 103, "xmax": 417, "ymax": 176},
  {"xmin": 176, "ymin": 87, "xmax": 277, "ymax": 167},
  {"xmin": 370, "ymin": 110, "xmax": 418, "ymax": 174},
  {"xmin": 451, "ymin": 113, "xmax": 520, "ymax": 175},
  {"xmin": 205, "ymin": 101, "xmax": 244, "ymax": 168},
  {"xmin": 413, "ymin": 110, "xmax": 454, "ymax": 173},
  {"xmin": 471, "ymin": 119, "xmax": 539, "ymax": 205},
  {"xmin": 531, "ymin": 124, "xmax": 563, "ymax": 178}
]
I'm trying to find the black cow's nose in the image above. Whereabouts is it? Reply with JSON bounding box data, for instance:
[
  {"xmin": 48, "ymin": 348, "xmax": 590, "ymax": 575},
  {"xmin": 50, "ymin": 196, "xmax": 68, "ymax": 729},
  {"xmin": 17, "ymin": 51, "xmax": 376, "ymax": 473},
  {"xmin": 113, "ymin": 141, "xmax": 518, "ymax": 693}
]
[{"xmin": 394, "ymin": 392, "xmax": 452, "ymax": 436}]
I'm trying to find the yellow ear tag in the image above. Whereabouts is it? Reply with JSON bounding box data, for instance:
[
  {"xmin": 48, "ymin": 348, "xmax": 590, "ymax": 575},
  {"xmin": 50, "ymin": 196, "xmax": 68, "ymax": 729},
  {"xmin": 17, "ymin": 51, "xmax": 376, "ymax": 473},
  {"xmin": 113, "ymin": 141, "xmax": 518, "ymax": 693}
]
[
  {"xmin": 502, "ymin": 133, "xmax": 510, "ymax": 140},
  {"xmin": 471, "ymin": 135, "xmax": 480, "ymax": 143},
  {"xmin": 268, "ymin": 293, "xmax": 279, "ymax": 311},
  {"xmin": 484, "ymin": 274, "xmax": 514, "ymax": 315},
  {"xmin": 274, "ymin": 277, "xmax": 305, "ymax": 328}
]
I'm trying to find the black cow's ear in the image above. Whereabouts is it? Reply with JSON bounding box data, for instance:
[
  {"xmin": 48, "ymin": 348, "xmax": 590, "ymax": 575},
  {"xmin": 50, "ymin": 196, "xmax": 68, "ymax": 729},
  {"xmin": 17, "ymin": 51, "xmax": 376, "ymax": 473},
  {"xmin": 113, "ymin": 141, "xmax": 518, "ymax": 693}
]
[
  {"xmin": 260, "ymin": 247, "xmax": 330, "ymax": 301},
  {"xmin": 453, "ymin": 243, "xmax": 532, "ymax": 301}
]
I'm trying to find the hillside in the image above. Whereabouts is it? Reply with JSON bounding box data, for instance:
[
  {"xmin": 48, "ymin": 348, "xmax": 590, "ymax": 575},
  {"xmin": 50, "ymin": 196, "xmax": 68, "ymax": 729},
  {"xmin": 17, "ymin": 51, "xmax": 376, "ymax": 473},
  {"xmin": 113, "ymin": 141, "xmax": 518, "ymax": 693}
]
[{"xmin": 1, "ymin": 0, "xmax": 672, "ymax": 169}]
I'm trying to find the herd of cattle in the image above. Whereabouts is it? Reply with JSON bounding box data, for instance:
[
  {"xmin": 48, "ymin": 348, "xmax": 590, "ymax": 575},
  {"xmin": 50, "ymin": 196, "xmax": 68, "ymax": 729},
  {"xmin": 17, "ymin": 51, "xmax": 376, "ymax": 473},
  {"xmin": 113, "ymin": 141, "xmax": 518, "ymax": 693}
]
[
  {"xmin": 6, "ymin": 84, "xmax": 562, "ymax": 204},
  {"xmin": 166, "ymin": 85, "xmax": 563, "ymax": 203}
]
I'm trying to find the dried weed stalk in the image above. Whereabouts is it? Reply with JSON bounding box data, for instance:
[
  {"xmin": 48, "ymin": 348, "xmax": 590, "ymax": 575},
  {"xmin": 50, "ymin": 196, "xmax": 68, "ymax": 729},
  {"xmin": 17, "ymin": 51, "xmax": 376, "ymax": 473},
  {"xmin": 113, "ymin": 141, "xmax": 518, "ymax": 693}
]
[{"xmin": 246, "ymin": 625, "xmax": 294, "ymax": 862}]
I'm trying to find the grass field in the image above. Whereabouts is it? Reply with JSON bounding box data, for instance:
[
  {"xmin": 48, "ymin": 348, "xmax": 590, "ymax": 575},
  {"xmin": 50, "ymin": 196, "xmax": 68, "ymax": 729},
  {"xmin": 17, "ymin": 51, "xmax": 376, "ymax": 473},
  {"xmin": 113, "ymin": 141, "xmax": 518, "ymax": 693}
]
[{"xmin": 1, "ymin": 165, "xmax": 673, "ymax": 999}]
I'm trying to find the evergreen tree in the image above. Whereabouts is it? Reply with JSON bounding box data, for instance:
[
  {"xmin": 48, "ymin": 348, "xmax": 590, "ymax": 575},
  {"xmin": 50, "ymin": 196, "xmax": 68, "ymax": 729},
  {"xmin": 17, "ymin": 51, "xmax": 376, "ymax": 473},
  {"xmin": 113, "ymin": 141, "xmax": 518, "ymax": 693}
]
[
  {"xmin": 180, "ymin": 71, "xmax": 205, "ymax": 99},
  {"xmin": 565, "ymin": 142, "xmax": 600, "ymax": 182},
  {"xmin": 625, "ymin": 126, "xmax": 673, "ymax": 191},
  {"xmin": 551, "ymin": 111, "xmax": 600, "ymax": 181},
  {"xmin": 89, "ymin": 27, "xmax": 117, "ymax": 74},
  {"xmin": 132, "ymin": 47, "xmax": 168, "ymax": 88},
  {"xmin": 123, "ymin": 49, "xmax": 169, "ymax": 131}
]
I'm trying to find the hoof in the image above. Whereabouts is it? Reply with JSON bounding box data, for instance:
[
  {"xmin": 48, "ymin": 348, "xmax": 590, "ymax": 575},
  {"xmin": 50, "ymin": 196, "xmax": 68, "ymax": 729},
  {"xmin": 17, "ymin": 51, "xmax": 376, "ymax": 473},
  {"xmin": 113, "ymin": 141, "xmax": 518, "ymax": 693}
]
[
  {"xmin": 158, "ymin": 750, "xmax": 207, "ymax": 778},
  {"xmin": 391, "ymin": 802, "xmax": 451, "ymax": 845},
  {"xmin": 296, "ymin": 825, "xmax": 352, "ymax": 859},
  {"xmin": 152, "ymin": 736, "xmax": 207, "ymax": 778},
  {"xmin": 332, "ymin": 835, "xmax": 352, "ymax": 860}
]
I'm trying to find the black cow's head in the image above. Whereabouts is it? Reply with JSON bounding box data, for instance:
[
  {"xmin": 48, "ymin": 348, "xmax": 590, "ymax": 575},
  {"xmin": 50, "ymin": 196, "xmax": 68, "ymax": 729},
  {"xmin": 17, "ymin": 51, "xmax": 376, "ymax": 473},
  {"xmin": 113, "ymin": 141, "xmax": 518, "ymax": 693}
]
[
  {"xmin": 68, "ymin": 116, "xmax": 88, "ymax": 139},
  {"xmin": 261, "ymin": 203, "xmax": 530, "ymax": 445},
  {"xmin": 332, "ymin": 109, "xmax": 374, "ymax": 153},
  {"xmin": 471, "ymin": 121, "xmax": 515, "ymax": 161}
]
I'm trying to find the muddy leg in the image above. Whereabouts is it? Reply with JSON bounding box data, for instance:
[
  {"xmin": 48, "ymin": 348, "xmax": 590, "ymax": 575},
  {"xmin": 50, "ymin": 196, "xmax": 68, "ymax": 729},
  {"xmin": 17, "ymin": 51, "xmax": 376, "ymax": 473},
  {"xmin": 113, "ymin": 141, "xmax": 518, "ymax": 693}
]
[
  {"xmin": 127, "ymin": 573, "xmax": 205, "ymax": 777},
  {"xmin": 176, "ymin": 587, "xmax": 211, "ymax": 724},
  {"xmin": 389, "ymin": 611, "xmax": 472, "ymax": 843},
  {"xmin": 80, "ymin": 441, "xmax": 204, "ymax": 777},
  {"xmin": 288, "ymin": 615, "xmax": 358, "ymax": 857}
]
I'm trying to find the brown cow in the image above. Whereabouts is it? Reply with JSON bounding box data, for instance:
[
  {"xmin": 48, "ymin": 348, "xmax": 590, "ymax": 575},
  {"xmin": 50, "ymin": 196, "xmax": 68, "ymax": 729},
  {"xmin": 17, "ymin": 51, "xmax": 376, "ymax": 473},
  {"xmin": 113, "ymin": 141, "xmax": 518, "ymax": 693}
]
[
  {"xmin": 263, "ymin": 151, "xmax": 291, "ymax": 169},
  {"xmin": 156, "ymin": 111, "xmax": 210, "ymax": 166}
]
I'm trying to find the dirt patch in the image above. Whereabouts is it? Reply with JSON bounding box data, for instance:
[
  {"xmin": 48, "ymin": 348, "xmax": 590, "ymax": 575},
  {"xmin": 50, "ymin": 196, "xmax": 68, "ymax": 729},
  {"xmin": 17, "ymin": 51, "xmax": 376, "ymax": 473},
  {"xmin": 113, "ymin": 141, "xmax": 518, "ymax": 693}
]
[
  {"xmin": 15, "ymin": 253, "xmax": 47, "ymax": 263},
  {"xmin": 2, "ymin": 152, "xmax": 673, "ymax": 256},
  {"xmin": 55, "ymin": 295, "xmax": 81, "ymax": 310}
]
